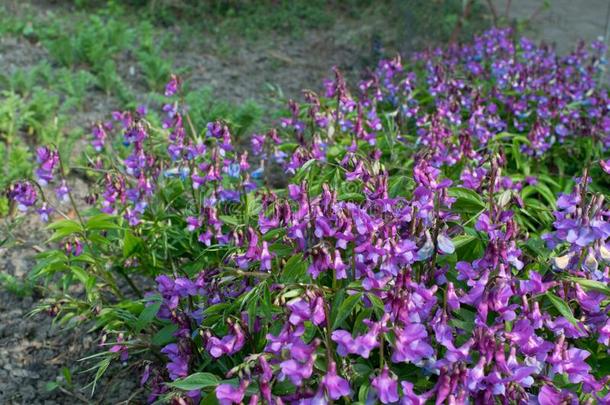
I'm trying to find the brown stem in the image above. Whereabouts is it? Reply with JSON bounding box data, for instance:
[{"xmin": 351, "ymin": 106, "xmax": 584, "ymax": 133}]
[
  {"xmin": 57, "ymin": 386, "xmax": 90, "ymax": 404},
  {"xmin": 486, "ymin": 0, "xmax": 499, "ymax": 25},
  {"xmin": 504, "ymin": 0, "xmax": 512, "ymax": 18},
  {"xmin": 450, "ymin": 0, "xmax": 475, "ymax": 44}
]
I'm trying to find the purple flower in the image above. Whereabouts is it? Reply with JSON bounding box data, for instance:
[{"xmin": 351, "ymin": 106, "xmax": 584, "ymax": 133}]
[
  {"xmin": 505, "ymin": 319, "xmax": 553, "ymax": 358},
  {"xmin": 65, "ymin": 238, "xmax": 83, "ymax": 257},
  {"xmin": 260, "ymin": 241, "xmax": 274, "ymax": 271},
  {"xmin": 287, "ymin": 296, "xmax": 325, "ymax": 326},
  {"xmin": 35, "ymin": 146, "xmax": 59, "ymax": 185},
  {"xmin": 400, "ymin": 381, "xmax": 426, "ymax": 405},
  {"xmin": 91, "ymin": 123, "xmax": 107, "ymax": 151},
  {"xmin": 205, "ymin": 322, "xmax": 245, "ymax": 358},
  {"xmin": 109, "ymin": 334, "xmax": 129, "ymax": 362},
  {"xmin": 164, "ymin": 75, "xmax": 180, "ymax": 97},
  {"xmin": 37, "ymin": 202, "xmax": 53, "ymax": 222},
  {"xmin": 371, "ymin": 366, "xmax": 399, "ymax": 404},
  {"xmin": 186, "ymin": 216, "xmax": 201, "ymax": 232},
  {"xmin": 216, "ymin": 380, "xmax": 248, "ymax": 405},
  {"xmin": 136, "ymin": 104, "xmax": 148, "ymax": 116},
  {"xmin": 160, "ymin": 343, "xmax": 189, "ymax": 380},
  {"xmin": 322, "ymin": 362, "xmax": 350, "ymax": 400},
  {"xmin": 8, "ymin": 182, "xmax": 38, "ymax": 211},
  {"xmin": 538, "ymin": 385, "xmax": 577, "ymax": 405},
  {"xmin": 279, "ymin": 358, "xmax": 314, "ymax": 386},
  {"xmin": 391, "ymin": 323, "xmax": 434, "ymax": 364},
  {"xmin": 55, "ymin": 180, "xmax": 70, "ymax": 203},
  {"xmin": 551, "ymin": 347, "xmax": 592, "ymax": 384},
  {"xmin": 332, "ymin": 317, "xmax": 385, "ymax": 359}
]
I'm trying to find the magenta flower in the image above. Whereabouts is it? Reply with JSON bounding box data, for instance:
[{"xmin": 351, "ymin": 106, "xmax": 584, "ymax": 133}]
[
  {"xmin": 287, "ymin": 296, "xmax": 325, "ymax": 326},
  {"xmin": 205, "ymin": 322, "xmax": 245, "ymax": 358},
  {"xmin": 279, "ymin": 358, "xmax": 314, "ymax": 386},
  {"xmin": 8, "ymin": 182, "xmax": 38, "ymax": 211},
  {"xmin": 35, "ymin": 146, "xmax": 59, "ymax": 185},
  {"xmin": 538, "ymin": 385, "xmax": 577, "ymax": 405},
  {"xmin": 160, "ymin": 343, "xmax": 189, "ymax": 380},
  {"xmin": 164, "ymin": 75, "xmax": 180, "ymax": 97},
  {"xmin": 260, "ymin": 241, "xmax": 274, "ymax": 271},
  {"xmin": 371, "ymin": 366, "xmax": 399, "ymax": 404},
  {"xmin": 391, "ymin": 323, "xmax": 434, "ymax": 364},
  {"xmin": 321, "ymin": 362, "xmax": 350, "ymax": 400},
  {"xmin": 55, "ymin": 180, "xmax": 70, "ymax": 203},
  {"xmin": 37, "ymin": 202, "xmax": 53, "ymax": 222},
  {"xmin": 216, "ymin": 380, "xmax": 248, "ymax": 405},
  {"xmin": 551, "ymin": 347, "xmax": 592, "ymax": 384}
]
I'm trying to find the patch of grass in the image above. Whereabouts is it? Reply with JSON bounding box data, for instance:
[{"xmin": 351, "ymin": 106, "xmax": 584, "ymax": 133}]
[
  {"xmin": 0, "ymin": 62, "xmax": 54, "ymax": 96},
  {"xmin": 0, "ymin": 87, "xmax": 80, "ymax": 189},
  {"xmin": 138, "ymin": 50, "xmax": 173, "ymax": 92},
  {"xmin": 57, "ymin": 69, "xmax": 98, "ymax": 112},
  {"xmin": 0, "ymin": 273, "xmax": 33, "ymax": 297},
  {"xmin": 398, "ymin": 0, "xmax": 491, "ymax": 46},
  {"xmin": 184, "ymin": 86, "xmax": 263, "ymax": 139},
  {"xmin": 42, "ymin": 15, "xmax": 133, "ymax": 71}
]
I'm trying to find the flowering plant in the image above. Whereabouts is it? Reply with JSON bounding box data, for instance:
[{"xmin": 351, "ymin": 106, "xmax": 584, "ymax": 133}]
[{"xmin": 6, "ymin": 29, "xmax": 610, "ymax": 404}]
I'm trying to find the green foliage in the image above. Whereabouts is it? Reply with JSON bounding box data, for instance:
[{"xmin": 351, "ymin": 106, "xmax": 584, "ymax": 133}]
[
  {"xmin": 138, "ymin": 50, "xmax": 173, "ymax": 92},
  {"xmin": 183, "ymin": 87, "xmax": 263, "ymax": 138},
  {"xmin": 57, "ymin": 69, "xmax": 98, "ymax": 111},
  {"xmin": 43, "ymin": 15, "xmax": 133, "ymax": 71},
  {"xmin": 0, "ymin": 272, "xmax": 33, "ymax": 297}
]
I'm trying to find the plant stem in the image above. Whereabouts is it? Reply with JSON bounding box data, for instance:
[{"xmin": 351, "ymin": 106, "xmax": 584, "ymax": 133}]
[{"xmin": 117, "ymin": 267, "xmax": 143, "ymax": 298}]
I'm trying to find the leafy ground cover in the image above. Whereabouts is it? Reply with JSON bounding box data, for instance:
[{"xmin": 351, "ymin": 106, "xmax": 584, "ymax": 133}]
[
  {"xmin": 4, "ymin": 1, "xmax": 610, "ymax": 404},
  {"xmin": 0, "ymin": 1, "xmax": 467, "ymax": 403},
  {"xmin": 6, "ymin": 21, "xmax": 610, "ymax": 405},
  {"xmin": 0, "ymin": 0, "xmax": 421, "ymax": 216}
]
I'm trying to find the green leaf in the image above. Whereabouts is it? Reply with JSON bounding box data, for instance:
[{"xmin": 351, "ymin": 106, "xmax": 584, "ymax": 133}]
[
  {"xmin": 367, "ymin": 293, "xmax": 385, "ymax": 318},
  {"xmin": 281, "ymin": 254, "xmax": 308, "ymax": 282},
  {"xmin": 523, "ymin": 237, "xmax": 548, "ymax": 259},
  {"xmin": 85, "ymin": 275, "xmax": 97, "ymax": 302},
  {"xmin": 86, "ymin": 213, "xmax": 121, "ymax": 230},
  {"xmin": 448, "ymin": 187, "xmax": 486, "ymax": 214},
  {"xmin": 152, "ymin": 323, "xmax": 178, "ymax": 346},
  {"xmin": 521, "ymin": 184, "xmax": 556, "ymax": 209},
  {"xmin": 200, "ymin": 390, "xmax": 220, "ymax": 405},
  {"xmin": 219, "ymin": 215, "xmax": 240, "ymax": 226},
  {"xmin": 452, "ymin": 234, "xmax": 476, "ymax": 249},
  {"xmin": 292, "ymin": 159, "xmax": 317, "ymax": 183},
  {"xmin": 566, "ymin": 277, "xmax": 610, "ymax": 295},
  {"xmin": 332, "ymin": 292, "xmax": 362, "ymax": 330},
  {"xmin": 91, "ymin": 357, "xmax": 111, "ymax": 394},
  {"xmin": 167, "ymin": 372, "xmax": 220, "ymax": 391},
  {"xmin": 123, "ymin": 231, "xmax": 140, "ymax": 258},
  {"xmin": 70, "ymin": 266, "xmax": 89, "ymax": 284},
  {"xmin": 62, "ymin": 367, "xmax": 72, "ymax": 386},
  {"xmin": 358, "ymin": 384, "xmax": 370, "ymax": 403},
  {"xmin": 135, "ymin": 300, "xmax": 161, "ymax": 333},
  {"xmin": 45, "ymin": 381, "xmax": 59, "ymax": 392},
  {"xmin": 546, "ymin": 292, "xmax": 580, "ymax": 327},
  {"xmin": 450, "ymin": 307, "xmax": 475, "ymax": 333},
  {"xmin": 338, "ymin": 192, "xmax": 365, "ymax": 203},
  {"xmin": 46, "ymin": 218, "xmax": 81, "ymax": 232},
  {"xmin": 272, "ymin": 379, "xmax": 297, "ymax": 395},
  {"xmin": 46, "ymin": 219, "xmax": 82, "ymax": 242}
]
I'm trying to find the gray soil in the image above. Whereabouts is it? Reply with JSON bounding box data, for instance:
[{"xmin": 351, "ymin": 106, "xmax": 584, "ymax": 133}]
[{"xmin": 1, "ymin": 0, "xmax": 610, "ymax": 404}]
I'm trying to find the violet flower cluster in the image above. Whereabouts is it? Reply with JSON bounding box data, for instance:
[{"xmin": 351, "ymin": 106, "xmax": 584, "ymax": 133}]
[{"xmin": 7, "ymin": 28, "xmax": 610, "ymax": 404}]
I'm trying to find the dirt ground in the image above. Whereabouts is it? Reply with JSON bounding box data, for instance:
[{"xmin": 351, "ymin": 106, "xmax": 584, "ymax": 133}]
[
  {"xmin": 1, "ymin": 0, "xmax": 610, "ymax": 404},
  {"xmin": 500, "ymin": 0, "xmax": 610, "ymax": 55}
]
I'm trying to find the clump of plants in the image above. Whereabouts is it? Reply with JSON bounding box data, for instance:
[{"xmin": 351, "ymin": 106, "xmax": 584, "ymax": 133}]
[{"xmin": 5, "ymin": 28, "xmax": 610, "ymax": 404}]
